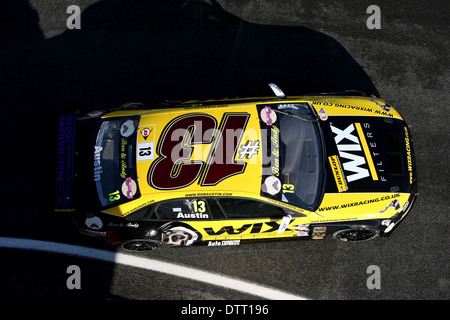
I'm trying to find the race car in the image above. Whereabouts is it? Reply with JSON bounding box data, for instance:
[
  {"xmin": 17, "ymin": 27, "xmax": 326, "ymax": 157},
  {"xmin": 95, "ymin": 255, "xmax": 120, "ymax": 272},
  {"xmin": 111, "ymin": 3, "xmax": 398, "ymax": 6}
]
[{"xmin": 56, "ymin": 85, "xmax": 417, "ymax": 251}]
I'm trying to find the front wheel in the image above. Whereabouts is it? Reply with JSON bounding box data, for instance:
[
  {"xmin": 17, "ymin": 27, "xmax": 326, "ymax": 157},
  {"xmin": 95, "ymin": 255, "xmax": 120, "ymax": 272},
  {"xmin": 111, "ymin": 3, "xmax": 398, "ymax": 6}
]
[{"xmin": 333, "ymin": 228, "xmax": 379, "ymax": 242}]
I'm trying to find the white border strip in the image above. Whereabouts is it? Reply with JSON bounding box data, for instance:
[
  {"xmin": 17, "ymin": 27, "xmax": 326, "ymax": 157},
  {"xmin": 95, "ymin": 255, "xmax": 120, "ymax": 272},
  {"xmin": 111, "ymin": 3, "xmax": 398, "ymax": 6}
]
[{"xmin": 0, "ymin": 237, "xmax": 306, "ymax": 300}]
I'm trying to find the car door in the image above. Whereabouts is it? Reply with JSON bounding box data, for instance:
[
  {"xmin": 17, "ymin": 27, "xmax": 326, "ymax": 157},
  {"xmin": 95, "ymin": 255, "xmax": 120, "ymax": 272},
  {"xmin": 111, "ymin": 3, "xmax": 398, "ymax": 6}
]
[
  {"xmin": 142, "ymin": 197, "xmax": 309, "ymax": 245},
  {"xmin": 193, "ymin": 197, "xmax": 308, "ymax": 243},
  {"xmin": 152, "ymin": 198, "xmax": 226, "ymax": 246}
]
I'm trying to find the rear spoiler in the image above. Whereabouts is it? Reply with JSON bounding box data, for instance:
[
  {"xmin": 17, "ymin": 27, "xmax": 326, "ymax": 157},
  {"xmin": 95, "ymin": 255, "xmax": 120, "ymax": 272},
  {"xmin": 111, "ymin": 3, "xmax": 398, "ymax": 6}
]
[{"xmin": 55, "ymin": 115, "xmax": 76, "ymax": 212}]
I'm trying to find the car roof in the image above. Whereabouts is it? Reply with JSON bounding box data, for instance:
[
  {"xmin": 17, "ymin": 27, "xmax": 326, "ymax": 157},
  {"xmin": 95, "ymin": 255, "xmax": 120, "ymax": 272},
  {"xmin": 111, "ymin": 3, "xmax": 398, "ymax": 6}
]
[{"xmin": 104, "ymin": 102, "xmax": 267, "ymax": 217}]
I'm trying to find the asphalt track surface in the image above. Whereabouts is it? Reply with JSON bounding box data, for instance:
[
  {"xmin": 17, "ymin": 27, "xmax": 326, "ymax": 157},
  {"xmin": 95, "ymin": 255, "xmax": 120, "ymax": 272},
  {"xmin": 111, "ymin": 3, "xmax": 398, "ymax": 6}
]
[{"xmin": 0, "ymin": 0, "xmax": 449, "ymax": 306}]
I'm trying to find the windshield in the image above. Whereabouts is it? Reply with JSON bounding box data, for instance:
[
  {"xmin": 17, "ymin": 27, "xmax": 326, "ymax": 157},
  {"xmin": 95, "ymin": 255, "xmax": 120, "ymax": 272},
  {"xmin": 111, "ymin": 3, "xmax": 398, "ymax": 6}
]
[
  {"xmin": 259, "ymin": 103, "xmax": 324, "ymax": 211},
  {"xmin": 94, "ymin": 116, "xmax": 141, "ymax": 207}
]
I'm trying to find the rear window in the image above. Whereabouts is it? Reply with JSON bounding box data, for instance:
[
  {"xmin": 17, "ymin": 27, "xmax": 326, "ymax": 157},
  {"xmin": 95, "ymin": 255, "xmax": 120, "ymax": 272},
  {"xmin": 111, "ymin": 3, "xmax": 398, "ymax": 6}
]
[{"xmin": 94, "ymin": 116, "xmax": 141, "ymax": 207}]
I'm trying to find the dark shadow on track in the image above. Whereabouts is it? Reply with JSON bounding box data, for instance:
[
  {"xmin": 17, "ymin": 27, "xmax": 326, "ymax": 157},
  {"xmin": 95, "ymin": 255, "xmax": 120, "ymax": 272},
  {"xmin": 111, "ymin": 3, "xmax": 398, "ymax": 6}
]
[
  {"xmin": 0, "ymin": 0, "xmax": 378, "ymax": 299},
  {"xmin": 2, "ymin": 0, "xmax": 379, "ymax": 111}
]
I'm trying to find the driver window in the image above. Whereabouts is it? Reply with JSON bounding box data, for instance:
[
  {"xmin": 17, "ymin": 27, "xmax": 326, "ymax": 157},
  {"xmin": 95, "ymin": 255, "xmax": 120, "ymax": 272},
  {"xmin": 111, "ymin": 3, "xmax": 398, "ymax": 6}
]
[{"xmin": 215, "ymin": 198, "xmax": 286, "ymax": 218}]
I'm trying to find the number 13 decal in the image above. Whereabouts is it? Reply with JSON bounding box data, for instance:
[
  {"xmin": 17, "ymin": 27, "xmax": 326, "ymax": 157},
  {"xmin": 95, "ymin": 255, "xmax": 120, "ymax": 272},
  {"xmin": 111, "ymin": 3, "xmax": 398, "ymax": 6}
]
[{"xmin": 148, "ymin": 113, "xmax": 250, "ymax": 190}]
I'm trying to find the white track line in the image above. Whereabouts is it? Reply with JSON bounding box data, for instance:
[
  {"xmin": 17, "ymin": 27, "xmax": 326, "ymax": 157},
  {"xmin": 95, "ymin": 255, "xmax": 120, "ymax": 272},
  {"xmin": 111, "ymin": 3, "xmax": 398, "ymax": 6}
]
[{"xmin": 0, "ymin": 237, "xmax": 307, "ymax": 300}]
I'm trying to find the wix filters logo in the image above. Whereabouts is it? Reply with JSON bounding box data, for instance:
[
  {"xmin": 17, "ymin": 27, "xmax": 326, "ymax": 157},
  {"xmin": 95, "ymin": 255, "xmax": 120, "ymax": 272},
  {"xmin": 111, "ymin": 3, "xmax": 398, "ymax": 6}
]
[{"xmin": 330, "ymin": 123, "xmax": 372, "ymax": 183}]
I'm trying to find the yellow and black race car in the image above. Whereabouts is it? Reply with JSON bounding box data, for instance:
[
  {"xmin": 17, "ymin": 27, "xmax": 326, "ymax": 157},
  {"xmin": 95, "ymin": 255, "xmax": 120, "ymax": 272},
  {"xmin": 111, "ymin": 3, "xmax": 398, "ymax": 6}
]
[{"xmin": 56, "ymin": 86, "xmax": 417, "ymax": 250}]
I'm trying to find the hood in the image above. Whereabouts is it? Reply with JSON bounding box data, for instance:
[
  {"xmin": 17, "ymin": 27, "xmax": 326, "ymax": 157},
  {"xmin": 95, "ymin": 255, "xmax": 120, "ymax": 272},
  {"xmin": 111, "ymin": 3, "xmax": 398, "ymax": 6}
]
[{"xmin": 321, "ymin": 115, "xmax": 414, "ymax": 194}]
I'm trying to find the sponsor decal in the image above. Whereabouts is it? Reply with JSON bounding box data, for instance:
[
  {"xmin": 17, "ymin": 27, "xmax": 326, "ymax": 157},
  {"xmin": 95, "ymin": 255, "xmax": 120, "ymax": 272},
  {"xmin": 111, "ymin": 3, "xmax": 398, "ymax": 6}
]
[
  {"xmin": 162, "ymin": 226, "xmax": 198, "ymax": 246},
  {"xmin": 312, "ymin": 100, "xmax": 394, "ymax": 117},
  {"xmin": 93, "ymin": 146, "xmax": 103, "ymax": 182},
  {"xmin": 122, "ymin": 177, "xmax": 137, "ymax": 199},
  {"xmin": 204, "ymin": 221, "xmax": 289, "ymax": 236},
  {"xmin": 120, "ymin": 119, "xmax": 136, "ymax": 138},
  {"xmin": 108, "ymin": 190, "xmax": 120, "ymax": 202},
  {"xmin": 312, "ymin": 226, "xmax": 326, "ymax": 240},
  {"xmin": 106, "ymin": 222, "xmax": 140, "ymax": 228},
  {"xmin": 354, "ymin": 123, "xmax": 379, "ymax": 181},
  {"xmin": 120, "ymin": 138, "xmax": 128, "ymax": 178},
  {"xmin": 317, "ymin": 193, "xmax": 401, "ymax": 212},
  {"xmin": 208, "ymin": 240, "xmax": 240, "ymax": 246},
  {"xmin": 269, "ymin": 125, "xmax": 280, "ymax": 176},
  {"xmin": 137, "ymin": 141, "xmax": 154, "ymax": 161},
  {"xmin": 122, "ymin": 199, "xmax": 155, "ymax": 216},
  {"xmin": 137, "ymin": 124, "xmax": 155, "ymax": 161},
  {"xmin": 140, "ymin": 126, "xmax": 154, "ymax": 140},
  {"xmin": 330, "ymin": 122, "xmax": 378, "ymax": 182},
  {"xmin": 177, "ymin": 212, "xmax": 209, "ymax": 219},
  {"xmin": 282, "ymin": 184, "xmax": 294, "ymax": 192},
  {"xmin": 137, "ymin": 125, "xmax": 155, "ymax": 161},
  {"xmin": 369, "ymin": 99, "xmax": 392, "ymax": 112},
  {"xmin": 185, "ymin": 192, "xmax": 232, "ymax": 197},
  {"xmin": 404, "ymin": 127, "xmax": 413, "ymax": 184},
  {"xmin": 328, "ymin": 155, "xmax": 348, "ymax": 192},
  {"xmin": 260, "ymin": 106, "xmax": 277, "ymax": 126},
  {"xmin": 378, "ymin": 199, "xmax": 401, "ymax": 213},
  {"xmin": 238, "ymin": 140, "xmax": 260, "ymax": 159},
  {"xmin": 292, "ymin": 224, "xmax": 310, "ymax": 237},
  {"xmin": 400, "ymin": 200, "xmax": 410, "ymax": 213},
  {"xmin": 264, "ymin": 197, "xmax": 307, "ymax": 214},
  {"xmin": 261, "ymin": 175, "xmax": 281, "ymax": 195},
  {"xmin": 381, "ymin": 219, "xmax": 396, "ymax": 233},
  {"xmin": 318, "ymin": 107, "xmax": 328, "ymax": 121},
  {"xmin": 85, "ymin": 213, "xmax": 102, "ymax": 230}
]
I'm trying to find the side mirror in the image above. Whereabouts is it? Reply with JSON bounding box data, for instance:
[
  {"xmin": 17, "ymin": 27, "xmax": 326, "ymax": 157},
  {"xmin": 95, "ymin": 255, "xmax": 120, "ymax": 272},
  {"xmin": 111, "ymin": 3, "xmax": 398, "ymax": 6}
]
[
  {"xmin": 277, "ymin": 214, "xmax": 292, "ymax": 233},
  {"xmin": 268, "ymin": 83, "xmax": 286, "ymax": 98}
]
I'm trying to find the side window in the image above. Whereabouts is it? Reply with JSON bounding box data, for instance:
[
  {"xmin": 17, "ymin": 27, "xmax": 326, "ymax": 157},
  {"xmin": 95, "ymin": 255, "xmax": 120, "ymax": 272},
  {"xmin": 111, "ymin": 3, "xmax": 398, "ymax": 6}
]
[
  {"xmin": 155, "ymin": 199, "xmax": 211, "ymax": 219},
  {"xmin": 215, "ymin": 198, "xmax": 286, "ymax": 218}
]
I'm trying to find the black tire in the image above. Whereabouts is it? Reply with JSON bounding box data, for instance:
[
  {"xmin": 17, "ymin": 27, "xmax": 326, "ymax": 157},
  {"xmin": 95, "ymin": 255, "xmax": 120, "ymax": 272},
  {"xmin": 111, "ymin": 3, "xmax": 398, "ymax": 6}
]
[
  {"xmin": 121, "ymin": 239, "xmax": 160, "ymax": 251},
  {"xmin": 333, "ymin": 228, "xmax": 379, "ymax": 242}
]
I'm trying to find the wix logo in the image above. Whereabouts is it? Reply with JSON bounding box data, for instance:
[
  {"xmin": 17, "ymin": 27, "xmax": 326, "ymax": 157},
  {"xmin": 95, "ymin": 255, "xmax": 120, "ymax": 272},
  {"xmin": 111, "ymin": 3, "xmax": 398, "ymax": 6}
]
[{"xmin": 330, "ymin": 123, "xmax": 370, "ymax": 182}]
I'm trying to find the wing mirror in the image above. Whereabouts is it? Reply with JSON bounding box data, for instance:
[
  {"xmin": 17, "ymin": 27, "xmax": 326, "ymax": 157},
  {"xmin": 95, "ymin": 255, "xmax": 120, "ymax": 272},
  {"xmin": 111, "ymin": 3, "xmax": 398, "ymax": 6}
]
[
  {"xmin": 277, "ymin": 214, "xmax": 292, "ymax": 233},
  {"xmin": 268, "ymin": 83, "xmax": 286, "ymax": 98}
]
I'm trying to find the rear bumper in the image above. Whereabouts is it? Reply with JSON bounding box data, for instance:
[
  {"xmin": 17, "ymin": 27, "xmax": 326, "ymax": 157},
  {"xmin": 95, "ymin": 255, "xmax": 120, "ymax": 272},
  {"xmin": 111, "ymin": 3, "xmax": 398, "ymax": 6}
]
[{"xmin": 55, "ymin": 115, "xmax": 76, "ymax": 212}]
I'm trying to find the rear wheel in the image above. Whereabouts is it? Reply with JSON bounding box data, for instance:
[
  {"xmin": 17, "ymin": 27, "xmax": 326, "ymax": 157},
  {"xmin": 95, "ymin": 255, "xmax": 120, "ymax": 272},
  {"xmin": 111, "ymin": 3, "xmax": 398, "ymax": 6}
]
[
  {"xmin": 333, "ymin": 228, "xmax": 379, "ymax": 242},
  {"xmin": 121, "ymin": 239, "xmax": 160, "ymax": 251}
]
